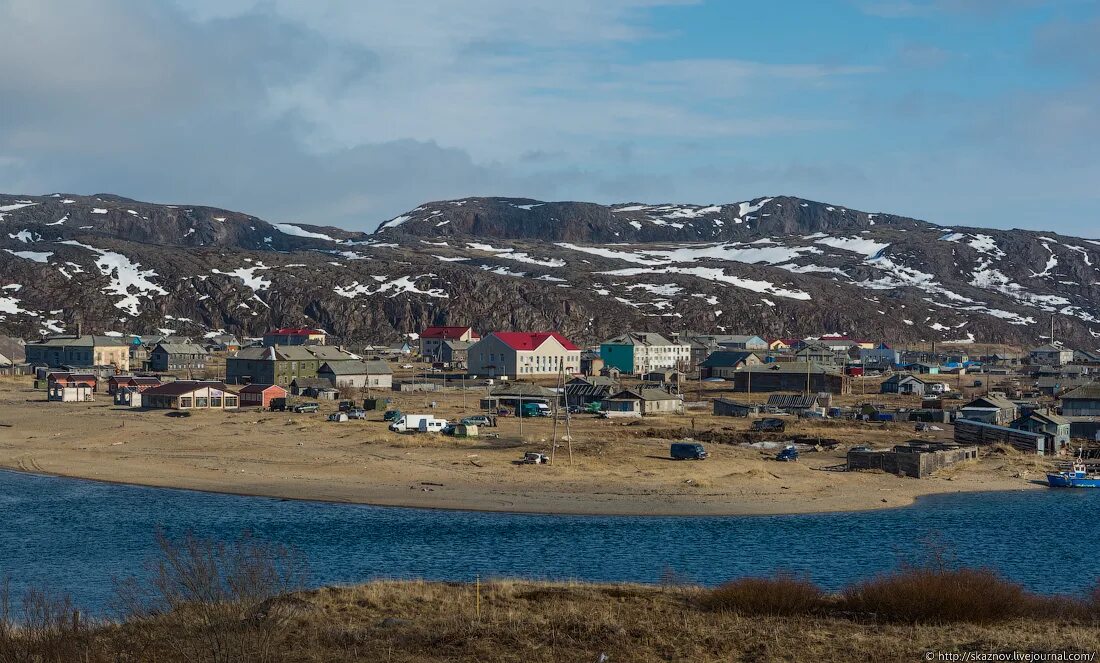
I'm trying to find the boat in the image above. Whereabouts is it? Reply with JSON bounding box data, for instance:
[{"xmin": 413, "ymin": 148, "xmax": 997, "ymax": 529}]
[{"xmin": 1046, "ymin": 459, "xmax": 1100, "ymax": 488}]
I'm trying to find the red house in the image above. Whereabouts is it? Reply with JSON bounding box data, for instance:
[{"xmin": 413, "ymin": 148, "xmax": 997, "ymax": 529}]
[
  {"xmin": 46, "ymin": 371, "xmax": 98, "ymax": 392},
  {"xmin": 108, "ymin": 375, "xmax": 163, "ymax": 395},
  {"xmin": 237, "ymin": 383, "xmax": 289, "ymax": 409}
]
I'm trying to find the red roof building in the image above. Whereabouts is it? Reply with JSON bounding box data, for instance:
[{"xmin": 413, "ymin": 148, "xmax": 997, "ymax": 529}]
[
  {"xmin": 237, "ymin": 383, "xmax": 288, "ymax": 409},
  {"xmin": 420, "ymin": 326, "xmax": 480, "ymax": 358},
  {"xmin": 467, "ymin": 331, "xmax": 581, "ymax": 378}
]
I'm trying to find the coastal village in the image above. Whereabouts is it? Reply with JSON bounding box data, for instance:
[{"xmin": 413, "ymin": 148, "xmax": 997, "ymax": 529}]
[{"xmin": 2, "ymin": 322, "xmax": 1099, "ymax": 510}]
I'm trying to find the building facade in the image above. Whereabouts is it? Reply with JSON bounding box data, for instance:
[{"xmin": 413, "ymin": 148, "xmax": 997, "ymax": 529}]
[
  {"xmin": 262, "ymin": 328, "xmax": 328, "ymax": 346},
  {"xmin": 467, "ymin": 332, "xmax": 580, "ymax": 379},
  {"xmin": 26, "ymin": 335, "xmax": 130, "ymax": 371},
  {"xmin": 149, "ymin": 343, "xmax": 209, "ymax": 372},
  {"xmin": 420, "ymin": 326, "xmax": 480, "ymax": 359},
  {"xmin": 599, "ymin": 332, "xmax": 690, "ymax": 374}
]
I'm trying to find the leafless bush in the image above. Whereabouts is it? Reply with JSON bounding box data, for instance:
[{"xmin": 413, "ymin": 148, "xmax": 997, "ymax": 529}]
[
  {"xmin": 700, "ymin": 573, "xmax": 826, "ymax": 616},
  {"xmin": 0, "ymin": 577, "xmax": 93, "ymax": 663},
  {"xmin": 114, "ymin": 530, "xmax": 308, "ymax": 663}
]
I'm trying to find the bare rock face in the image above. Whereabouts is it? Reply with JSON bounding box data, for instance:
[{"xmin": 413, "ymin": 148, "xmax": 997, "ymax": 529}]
[{"xmin": 1, "ymin": 192, "xmax": 1097, "ymax": 347}]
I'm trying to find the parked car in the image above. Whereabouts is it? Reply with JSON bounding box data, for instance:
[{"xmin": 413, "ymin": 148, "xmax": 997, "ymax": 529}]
[
  {"xmin": 383, "ymin": 409, "xmax": 403, "ymax": 422},
  {"xmin": 346, "ymin": 409, "xmax": 367, "ymax": 420},
  {"xmin": 776, "ymin": 446, "xmax": 799, "ymax": 462},
  {"xmin": 460, "ymin": 415, "xmax": 495, "ymax": 427},
  {"xmin": 670, "ymin": 442, "xmax": 708, "ymax": 461},
  {"xmin": 441, "ymin": 423, "xmax": 457, "ymax": 436},
  {"xmin": 751, "ymin": 418, "xmax": 786, "ymax": 433},
  {"xmin": 522, "ymin": 452, "xmax": 549, "ymax": 464},
  {"xmin": 567, "ymin": 404, "xmax": 583, "ymax": 414},
  {"xmin": 293, "ymin": 403, "xmax": 320, "ymax": 413},
  {"xmin": 338, "ymin": 400, "xmax": 355, "ymax": 412}
]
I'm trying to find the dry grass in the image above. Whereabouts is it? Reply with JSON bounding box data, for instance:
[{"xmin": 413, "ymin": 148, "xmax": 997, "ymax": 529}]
[{"xmin": 4, "ymin": 579, "xmax": 1098, "ymax": 663}]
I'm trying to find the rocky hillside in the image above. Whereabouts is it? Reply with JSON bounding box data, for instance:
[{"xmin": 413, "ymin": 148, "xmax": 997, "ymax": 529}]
[{"xmin": 2, "ymin": 192, "xmax": 1098, "ymax": 348}]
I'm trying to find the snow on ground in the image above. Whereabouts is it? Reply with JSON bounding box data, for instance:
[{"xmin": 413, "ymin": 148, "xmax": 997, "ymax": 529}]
[
  {"xmin": 273, "ymin": 223, "xmax": 337, "ymax": 241},
  {"xmin": 480, "ymin": 265, "xmax": 527, "ymax": 278},
  {"xmin": 91, "ymin": 208, "xmax": 107, "ymax": 214},
  {"xmin": 0, "ymin": 294, "xmax": 31, "ymax": 317},
  {"xmin": 8, "ymin": 230, "xmax": 38, "ymax": 243},
  {"xmin": 601, "ymin": 266, "xmax": 810, "ymax": 300},
  {"xmin": 211, "ymin": 264, "xmax": 271, "ymax": 292},
  {"xmin": 378, "ymin": 214, "xmax": 411, "ymax": 230},
  {"xmin": 0, "ymin": 202, "xmax": 37, "ymax": 214},
  {"xmin": 58, "ymin": 240, "xmax": 168, "ymax": 315},
  {"xmin": 939, "ymin": 232, "xmax": 1005, "ymax": 258},
  {"xmin": 334, "ymin": 275, "xmax": 448, "ymax": 299},
  {"xmin": 815, "ymin": 236, "xmax": 889, "ymax": 258},
  {"xmin": 4, "ymin": 249, "xmax": 52, "ymax": 263},
  {"xmin": 737, "ymin": 198, "xmax": 773, "ymax": 218},
  {"xmin": 1030, "ymin": 241, "xmax": 1058, "ymax": 278},
  {"xmin": 46, "ymin": 215, "xmax": 67, "ymax": 226}
]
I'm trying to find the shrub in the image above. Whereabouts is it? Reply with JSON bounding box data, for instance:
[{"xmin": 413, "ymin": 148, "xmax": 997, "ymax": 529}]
[
  {"xmin": 840, "ymin": 567, "xmax": 1039, "ymax": 624},
  {"xmin": 701, "ymin": 574, "xmax": 825, "ymax": 616},
  {"xmin": 0, "ymin": 578, "xmax": 93, "ymax": 663}
]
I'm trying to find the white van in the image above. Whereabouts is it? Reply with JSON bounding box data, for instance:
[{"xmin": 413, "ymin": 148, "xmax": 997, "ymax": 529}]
[{"xmin": 389, "ymin": 414, "xmax": 447, "ymax": 433}]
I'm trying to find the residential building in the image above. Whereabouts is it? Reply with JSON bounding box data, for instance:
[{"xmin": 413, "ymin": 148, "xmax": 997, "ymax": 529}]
[
  {"xmin": 1012, "ymin": 411, "xmax": 1071, "ymax": 449},
  {"xmin": 730, "ymin": 362, "xmax": 851, "ymax": 395},
  {"xmin": 599, "ymin": 332, "xmax": 690, "ymax": 374},
  {"xmin": 860, "ymin": 344, "xmax": 900, "ymax": 368},
  {"xmin": 107, "ymin": 375, "xmax": 162, "ymax": 395},
  {"xmin": 140, "ymin": 380, "xmax": 239, "ymax": 410},
  {"xmin": 795, "ymin": 343, "xmax": 837, "ymax": 365},
  {"xmin": 1030, "ymin": 344, "xmax": 1074, "ymax": 367},
  {"xmin": 237, "ymin": 383, "xmax": 288, "ymax": 409},
  {"xmin": 204, "ymin": 334, "xmax": 241, "ymax": 353},
  {"xmin": 149, "ymin": 343, "xmax": 209, "ymax": 372},
  {"xmin": 25, "ymin": 335, "xmax": 130, "ymax": 371},
  {"xmin": 698, "ymin": 351, "xmax": 763, "ymax": 379},
  {"xmin": 437, "ymin": 340, "xmax": 471, "ymax": 367},
  {"xmin": 0, "ymin": 336, "xmax": 26, "ymax": 367},
  {"xmin": 881, "ymin": 374, "xmax": 928, "ymax": 396},
  {"xmin": 46, "ymin": 371, "xmax": 98, "ymax": 392},
  {"xmin": 767, "ymin": 338, "xmax": 798, "ymax": 351},
  {"xmin": 262, "ymin": 327, "xmax": 328, "ymax": 346},
  {"xmin": 467, "ymin": 332, "xmax": 580, "ymax": 379},
  {"xmin": 317, "ymin": 360, "xmax": 393, "ymax": 389},
  {"xmin": 564, "ymin": 376, "xmax": 616, "ymax": 405},
  {"xmin": 289, "ymin": 377, "xmax": 332, "ymax": 396},
  {"xmin": 712, "ymin": 399, "xmax": 759, "ymax": 417},
  {"xmin": 579, "ymin": 350, "xmax": 604, "ymax": 376},
  {"xmin": 226, "ymin": 345, "xmax": 359, "ymax": 386},
  {"xmin": 420, "ymin": 326, "xmax": 480, "ymax": 359},
  {"xmin": 959, "ymin": 395, "xmax": 1018, "ymax": 426},
  {"xmin": 715, "ymin": 335, "xmax": 768, "ymax": 351},
  {"xmin": 600, "ymin": 388, "xmax": 680, "ymax": 417},
  {"xmin": 1060, "ymin": 383, "xmax": 1100, "ymax": 417},
  {"xmin": 766, "ymin": 394, "xmax": 821, "ymax": 415},
  {"xmin": 48, "ymin": 380, "xmax": 94, "ymax": 402}
]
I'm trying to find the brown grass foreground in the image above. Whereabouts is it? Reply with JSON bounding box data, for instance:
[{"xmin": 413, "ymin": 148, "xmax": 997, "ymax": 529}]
[{"xmin": 4, "ymin": 566, "xmax": 1100, "ymax": 662}]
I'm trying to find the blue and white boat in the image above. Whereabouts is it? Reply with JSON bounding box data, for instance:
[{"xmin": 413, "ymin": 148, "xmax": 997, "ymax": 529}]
[{"xmin": 1047, "ymin": 460, "xmax": 1100, "ymax": 488}]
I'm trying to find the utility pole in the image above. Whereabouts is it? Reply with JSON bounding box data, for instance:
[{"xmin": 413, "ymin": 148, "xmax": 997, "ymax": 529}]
[{"xmin": 551, "ymin": 364, "xmax": 561, "ymax": 465}]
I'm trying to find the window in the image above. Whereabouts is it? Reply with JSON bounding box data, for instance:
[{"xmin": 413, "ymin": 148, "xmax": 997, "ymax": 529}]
[
  {"xmin": 196, "ymin": 397, "xmax": 209, "ymax": 408},
  {"xmin": 211, "ymin": 396, "xmax": 223, "ymax": 407},
  {"xmin": 180, "ymin": 397, "xmax": 192, "ymax": 408},
  {"xmin": 225, "ymin": 396, "xmax": 238, "ymax": 407}
]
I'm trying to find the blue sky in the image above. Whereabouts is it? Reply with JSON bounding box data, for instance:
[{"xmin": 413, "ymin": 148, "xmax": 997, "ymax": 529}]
[{"xmin": 0, "ymin": 0, "xmax": 1098, "ymax": 235}]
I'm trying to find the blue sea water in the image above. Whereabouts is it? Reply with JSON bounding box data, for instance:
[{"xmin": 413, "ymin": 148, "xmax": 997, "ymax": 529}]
[{"xmin": 1, "ymin": 469, "xmax": 1096, "ymax": 614}]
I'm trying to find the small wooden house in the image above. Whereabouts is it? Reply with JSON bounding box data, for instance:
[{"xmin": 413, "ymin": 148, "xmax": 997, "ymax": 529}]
[
  {"xmin": 601, "ymin": 388, "xmax": 680, "ymax": 417},
  {"xmin": 48, "ymin": 382, "xmax": 94, "ymax": 402},
  {"xmin": 238, "ymin": 383, "xmax": 288, "ymax": 409},
  {"xmin": 141, "ymin": 380, "xmax": 239, "ymax": 410}
]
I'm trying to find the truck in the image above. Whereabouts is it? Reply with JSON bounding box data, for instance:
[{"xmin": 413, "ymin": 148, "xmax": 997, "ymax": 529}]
[
  {"xmin": 520, "ymin": 402, "xmax": 551, "ymax": 418},
  {"xmin": 388, "ymin": 414, "xmax": 448, "ymax": 433}
]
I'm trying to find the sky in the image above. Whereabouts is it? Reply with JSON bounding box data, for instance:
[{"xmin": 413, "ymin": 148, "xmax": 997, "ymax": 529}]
[{"xmin": 1, "ymin": 0, "xmax": 1098, "ymax": 235}]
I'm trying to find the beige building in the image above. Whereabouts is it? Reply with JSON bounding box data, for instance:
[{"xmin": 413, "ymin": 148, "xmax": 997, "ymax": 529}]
[
  {"xmin": 467, "ymin": 332, "xmax": 580, "ymax": 378},
  {"xmin": 25, "ymin": 335, "xmax": 130, "ymax": 371}
]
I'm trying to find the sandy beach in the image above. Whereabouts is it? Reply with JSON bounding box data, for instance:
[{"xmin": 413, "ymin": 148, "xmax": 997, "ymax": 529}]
[{"xmin": 0, "ymin": 376, "xmax": 1049, "ymax": 516}]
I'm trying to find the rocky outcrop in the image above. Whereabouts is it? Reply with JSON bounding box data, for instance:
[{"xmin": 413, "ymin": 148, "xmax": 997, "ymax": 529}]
[{"xmin": 1, "ymin": 192, "xmax": 1097, "ymax": 348}]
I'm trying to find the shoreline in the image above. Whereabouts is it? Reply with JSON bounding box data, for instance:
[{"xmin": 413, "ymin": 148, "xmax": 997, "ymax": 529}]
[{"xmin": 0, "ymin": 464, "xmax": 1045, "ymax": 518}]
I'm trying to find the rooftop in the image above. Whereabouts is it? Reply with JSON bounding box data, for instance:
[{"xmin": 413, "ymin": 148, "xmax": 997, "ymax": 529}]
[{"xmin": 491, "ymin": 331, "xmax": 579, "ymax": 352}]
